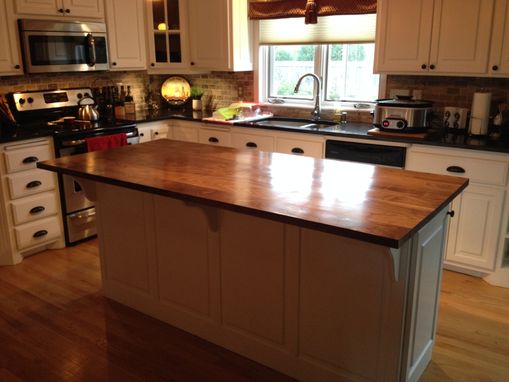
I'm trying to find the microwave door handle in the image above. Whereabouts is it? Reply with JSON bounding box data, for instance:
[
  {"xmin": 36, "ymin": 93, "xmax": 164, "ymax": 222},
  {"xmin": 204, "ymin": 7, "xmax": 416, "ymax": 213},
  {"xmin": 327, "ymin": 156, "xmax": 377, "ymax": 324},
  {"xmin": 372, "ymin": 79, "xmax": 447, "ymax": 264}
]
[{"xmin": 86, "ymin": 33, "xmax": 96, "ymax": 67}]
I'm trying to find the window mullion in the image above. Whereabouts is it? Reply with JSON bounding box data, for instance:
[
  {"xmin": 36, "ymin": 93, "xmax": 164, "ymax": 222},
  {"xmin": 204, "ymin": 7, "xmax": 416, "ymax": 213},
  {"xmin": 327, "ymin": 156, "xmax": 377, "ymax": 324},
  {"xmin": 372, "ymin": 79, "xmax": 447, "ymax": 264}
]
[{"xmin": 315, "ymin": 45, "xmax": 325, "ymax": 100}]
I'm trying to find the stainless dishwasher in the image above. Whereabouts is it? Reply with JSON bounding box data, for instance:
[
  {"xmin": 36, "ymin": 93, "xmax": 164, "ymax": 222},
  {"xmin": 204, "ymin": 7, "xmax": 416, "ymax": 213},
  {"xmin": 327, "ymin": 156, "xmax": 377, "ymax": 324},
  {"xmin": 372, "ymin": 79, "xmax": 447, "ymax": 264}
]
[{"xmin": 325, "ymin": 139, "xmax": 408, "ymax": 168}]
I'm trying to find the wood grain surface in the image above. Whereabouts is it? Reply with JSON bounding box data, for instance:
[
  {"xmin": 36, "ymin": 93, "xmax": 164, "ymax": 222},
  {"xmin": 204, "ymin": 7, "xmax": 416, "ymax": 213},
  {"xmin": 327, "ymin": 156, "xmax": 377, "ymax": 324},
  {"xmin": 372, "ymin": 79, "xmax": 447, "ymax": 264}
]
[
  {"xmin": 37, "ymin": 139, "xmax": 468, "ymax": 248},
  {"xmin": 1, "ymin": 241, "xmax": 507, "ymax": 381}
]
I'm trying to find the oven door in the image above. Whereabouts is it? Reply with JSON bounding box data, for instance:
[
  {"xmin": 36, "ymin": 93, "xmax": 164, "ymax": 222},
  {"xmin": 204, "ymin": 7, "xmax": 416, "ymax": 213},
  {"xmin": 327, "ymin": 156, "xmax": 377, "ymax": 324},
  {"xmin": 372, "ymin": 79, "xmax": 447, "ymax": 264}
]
[{"xmin": 22, "ymin": 31, "xmax": 108, "ymax": 73}]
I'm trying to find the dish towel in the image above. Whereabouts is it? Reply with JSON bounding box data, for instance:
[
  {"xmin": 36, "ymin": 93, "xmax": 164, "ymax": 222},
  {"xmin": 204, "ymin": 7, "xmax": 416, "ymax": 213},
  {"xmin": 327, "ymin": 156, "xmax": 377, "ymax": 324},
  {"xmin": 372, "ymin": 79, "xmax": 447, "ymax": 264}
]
[{"xmin": 86, "ymin": 133, "xmax": 128, "ymax": 152}]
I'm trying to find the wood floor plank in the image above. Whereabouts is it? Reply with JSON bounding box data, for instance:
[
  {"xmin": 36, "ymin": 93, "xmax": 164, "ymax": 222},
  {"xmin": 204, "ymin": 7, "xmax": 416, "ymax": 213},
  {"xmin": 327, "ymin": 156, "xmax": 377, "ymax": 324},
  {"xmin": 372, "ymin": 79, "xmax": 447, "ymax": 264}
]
[{"xmin": 1, "ymin": 240, "xmax": 508, "ymax": 381}]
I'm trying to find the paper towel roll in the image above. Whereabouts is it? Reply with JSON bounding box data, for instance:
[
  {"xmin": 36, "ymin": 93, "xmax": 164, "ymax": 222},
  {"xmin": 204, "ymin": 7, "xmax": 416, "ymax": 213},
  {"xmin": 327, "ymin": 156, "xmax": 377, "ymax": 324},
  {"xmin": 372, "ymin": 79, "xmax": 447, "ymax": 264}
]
[{"xmin": 469, "ymin": 92, "xmax": 491, "ymax": 135}]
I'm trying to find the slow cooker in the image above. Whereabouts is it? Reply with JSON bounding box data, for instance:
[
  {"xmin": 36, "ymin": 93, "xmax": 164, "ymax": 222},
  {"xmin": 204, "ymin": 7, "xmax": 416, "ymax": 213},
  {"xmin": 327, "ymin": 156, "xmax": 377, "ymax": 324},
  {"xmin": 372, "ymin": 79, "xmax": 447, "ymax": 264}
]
[{"xmin": 374, "ymin": 97, "xmax": 433, "ymax": 132}]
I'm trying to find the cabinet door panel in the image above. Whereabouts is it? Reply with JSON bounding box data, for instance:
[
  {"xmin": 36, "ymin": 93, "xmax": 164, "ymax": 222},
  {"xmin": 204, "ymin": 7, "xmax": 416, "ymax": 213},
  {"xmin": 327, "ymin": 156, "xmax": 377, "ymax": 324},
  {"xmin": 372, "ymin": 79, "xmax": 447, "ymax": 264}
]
[
  {"xmin": 275, "ymin": 137, "xmax": 323, "ymax": 158},
  {"xmin": 446, "ymin": 184, "xmax": 505, "ymax": 271},
  {"xmin": 62, "ymin": 0, "xmax": 103, "ymax": 18},
  {"xmin": 0, "ymin": 1, "xmax": 23, "ymax": 75},
  {"xmin": 429, "ymin": 0, "xmax": 493, "ymax": 74},
  {"xmin": 374, "ymin": 0, "xmax": 434, "ymax": 73},
  {"xmin": 14, "ymin": 0, "xmax": 60, "ymax": 15},
  {"xmin": 106, "ymin": 0, "xmax": 146, "ymax": 70},
  {"xmin": 188, "ymin": 0, "xmax": 229, "ymax": 70},
  {"xmin": 490, "ymin": 0, "xmax": 509, "ymax": 75}
]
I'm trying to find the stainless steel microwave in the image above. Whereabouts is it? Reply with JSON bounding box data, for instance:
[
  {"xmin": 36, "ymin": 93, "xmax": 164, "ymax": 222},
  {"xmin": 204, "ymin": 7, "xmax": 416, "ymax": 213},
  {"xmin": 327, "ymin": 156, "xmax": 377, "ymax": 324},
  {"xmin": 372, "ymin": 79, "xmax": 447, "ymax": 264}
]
[{"xmin": 19, "ymin": 19, "xmax": 108, "ymax": 73}]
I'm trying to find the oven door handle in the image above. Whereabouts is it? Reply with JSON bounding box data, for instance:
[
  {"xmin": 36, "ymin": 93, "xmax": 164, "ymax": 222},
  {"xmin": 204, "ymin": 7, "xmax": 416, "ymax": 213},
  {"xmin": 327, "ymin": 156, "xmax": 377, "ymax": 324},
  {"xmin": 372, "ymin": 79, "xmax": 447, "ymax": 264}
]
[{"xmin": 86, "ymin": 33, "xmax": 96, "ymax": 67}]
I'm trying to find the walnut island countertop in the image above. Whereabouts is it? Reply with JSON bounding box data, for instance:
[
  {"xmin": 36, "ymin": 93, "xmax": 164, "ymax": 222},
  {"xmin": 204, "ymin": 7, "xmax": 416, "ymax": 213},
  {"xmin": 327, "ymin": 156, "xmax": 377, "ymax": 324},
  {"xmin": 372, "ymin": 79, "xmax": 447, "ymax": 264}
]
[{"xmin": 37, "ymin": 139, "xmax": 468, "ymax": 248}]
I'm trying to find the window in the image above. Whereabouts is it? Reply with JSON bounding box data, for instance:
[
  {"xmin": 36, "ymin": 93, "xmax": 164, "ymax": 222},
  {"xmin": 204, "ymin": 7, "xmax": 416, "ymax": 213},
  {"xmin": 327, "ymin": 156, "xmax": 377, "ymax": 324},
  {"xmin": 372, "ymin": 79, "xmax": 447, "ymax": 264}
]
[
  {"xmin": 265, "ymin": 43, "xmax": 379, "ymax": 105},
  {"xmin": 258, "ymin": 13, "xmax": 380, "ymax": 106}
]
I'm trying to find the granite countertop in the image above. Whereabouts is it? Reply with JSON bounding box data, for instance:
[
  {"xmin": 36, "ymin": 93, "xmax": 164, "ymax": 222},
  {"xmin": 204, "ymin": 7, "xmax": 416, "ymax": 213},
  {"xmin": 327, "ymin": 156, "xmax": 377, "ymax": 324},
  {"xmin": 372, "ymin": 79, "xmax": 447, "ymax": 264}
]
[{"xmin": 37, "ymin": 139, "xmax": 468, "ymax": 248}]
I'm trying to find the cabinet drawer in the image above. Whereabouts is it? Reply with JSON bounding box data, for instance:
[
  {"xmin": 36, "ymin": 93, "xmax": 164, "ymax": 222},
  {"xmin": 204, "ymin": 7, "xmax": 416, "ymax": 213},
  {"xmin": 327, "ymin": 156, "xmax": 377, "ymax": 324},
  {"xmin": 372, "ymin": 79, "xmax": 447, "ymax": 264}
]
[
  {"xmin": 199, "ymin": 128, "xmax": 231, "ymax": 147},
  {"xmin": 3, "ymin": 142, "xmax": 52, "ymax": 173},
  {"xmin": 232, "ymin": 132, "xmax": 275, "ymax": 151},
  {"xmin": 7, "ymin": 169, "xmax": 56, "ymax": 200},
  {"xmin": 406, "ymin": 148, "xmax": 509, "ymax": 186},
  {"xmin": 152, "ymin": 125, "xmax": 169, "ymax": 140},
  {"xmin": 137, "ymin": 126, "xmax": 152, "ymax": 143},
  {"xmin": 14, "ymin": 216, "xmax": 61, "ymax": 250},
  {"xmin": 173, "ymin": 125, "xmax": 199, "ymax": 142},
  {"xmin": 276, "ymin": 137, "xmax": 323, "ymax": 158},
  {"xmin": 10, "ymin": 192, "xmax": 58, "ymax": 225}
]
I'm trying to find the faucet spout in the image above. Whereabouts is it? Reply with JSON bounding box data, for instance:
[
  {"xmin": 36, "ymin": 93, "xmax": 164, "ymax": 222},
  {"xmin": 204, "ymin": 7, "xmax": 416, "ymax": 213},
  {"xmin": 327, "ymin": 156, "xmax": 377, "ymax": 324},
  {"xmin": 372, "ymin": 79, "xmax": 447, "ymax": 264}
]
[{"xmin": 294, "ymin": 73, "xmax": 322, "ymax": 121}]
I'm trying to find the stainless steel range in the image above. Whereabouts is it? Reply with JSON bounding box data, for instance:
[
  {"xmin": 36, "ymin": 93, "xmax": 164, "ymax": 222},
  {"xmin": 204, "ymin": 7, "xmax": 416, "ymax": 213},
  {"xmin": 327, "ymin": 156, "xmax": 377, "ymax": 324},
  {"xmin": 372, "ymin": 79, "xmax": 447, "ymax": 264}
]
[{"xmin": 6, "ymin": 88, "xmax": 139, "ymax": 245}]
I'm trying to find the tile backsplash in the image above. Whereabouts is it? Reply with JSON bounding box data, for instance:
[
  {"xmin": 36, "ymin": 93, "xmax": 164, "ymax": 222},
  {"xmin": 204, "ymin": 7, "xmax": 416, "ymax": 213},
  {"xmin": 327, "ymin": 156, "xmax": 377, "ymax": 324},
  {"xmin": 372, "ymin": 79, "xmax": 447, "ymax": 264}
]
[{"xmin": 0, "ymin": 70, "xmax": 254, "ymax": 111}]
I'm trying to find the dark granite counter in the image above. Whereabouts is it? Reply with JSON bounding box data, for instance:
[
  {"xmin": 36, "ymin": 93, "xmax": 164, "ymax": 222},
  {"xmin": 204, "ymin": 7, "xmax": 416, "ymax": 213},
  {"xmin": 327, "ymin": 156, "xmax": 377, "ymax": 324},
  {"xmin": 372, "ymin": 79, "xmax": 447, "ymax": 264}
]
[
  {"xmin": 0, "ymin": 124, "xmax": 55, "ymax": 144},
  {"xmin": 126, "ymin": 107, "xmax": 213, "ymax": 123}
]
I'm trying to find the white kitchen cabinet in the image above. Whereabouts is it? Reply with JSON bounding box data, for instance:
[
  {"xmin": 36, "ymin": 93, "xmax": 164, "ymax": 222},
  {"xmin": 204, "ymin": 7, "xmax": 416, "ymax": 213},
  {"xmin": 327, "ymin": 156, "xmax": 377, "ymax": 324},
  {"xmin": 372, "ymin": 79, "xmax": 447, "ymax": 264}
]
[
  {"xmin": 275, "ymin": 135, "xmax": 323, "ymax": 159},
  {"xmin": 106, "ymin": 0, "xmax": 146, "ymax": 70},
  {"xmin": 231, "ymin": 128, "xmax": 275, "ymax": 151},
  {"xmin": 137, "ymin": 121, "xmax": 172, "ymax": 143},
  {"xmin": 145, "ymin": 0, "xmax": 190, "ymax": 72},
  {"xmin": 489, "ymin": 0, "xmax": 509, "ymax": 75},
  {"xmin": 0, "ymin": 137, "xmax": 64, "ymax": 266},
  {"xmin": 446, "ymin": 184, "xmax": 505, "ymax": 271},
  {"xmin": 406, "ymin": 145, "xmax": 509, "ymax": 275},
  {"xmin": 172, "ymin": 120, "xmax": 199, "ymax": 142},
  {"xmin": 375, "ymin": 0, "xmax": 494, "ymax": 75},
  {"xmin": 14, "ymin": 0, "xmax": 104, "ymax": 18},
  {"xmin": 0, "ymin": 0, "xmax": 23, "ymax": 75},
  {"xmin": 199, "ymin": 126, "xmax": 232, "ymax": 147},
  {"xmin": 187, "ymin": 0, "xmax": 252, "ymax": 71}
]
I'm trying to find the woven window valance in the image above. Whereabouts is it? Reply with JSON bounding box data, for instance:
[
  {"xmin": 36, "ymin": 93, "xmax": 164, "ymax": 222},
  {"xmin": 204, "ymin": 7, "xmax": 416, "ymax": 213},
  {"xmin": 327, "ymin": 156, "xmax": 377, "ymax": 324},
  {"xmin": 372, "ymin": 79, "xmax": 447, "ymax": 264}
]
[{"xmin": 249, "ymin": 0, "xmax": 377, "ymax": 24}]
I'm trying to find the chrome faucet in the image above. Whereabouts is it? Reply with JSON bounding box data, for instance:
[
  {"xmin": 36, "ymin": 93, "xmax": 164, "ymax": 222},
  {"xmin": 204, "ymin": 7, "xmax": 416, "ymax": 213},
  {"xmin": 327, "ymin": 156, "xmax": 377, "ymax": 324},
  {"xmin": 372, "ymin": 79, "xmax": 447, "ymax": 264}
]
[{"xmin": 294, "ymin": 73, "xmax": 322, "ymax": 120}]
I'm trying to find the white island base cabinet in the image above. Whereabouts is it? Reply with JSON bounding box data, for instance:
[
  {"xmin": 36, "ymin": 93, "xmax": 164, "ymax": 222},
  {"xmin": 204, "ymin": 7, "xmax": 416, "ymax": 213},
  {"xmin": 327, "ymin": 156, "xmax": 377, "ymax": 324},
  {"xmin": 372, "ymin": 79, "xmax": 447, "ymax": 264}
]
[{"xmin": 91, "ymin": 182, "xmax": 449, "ymax": 382}]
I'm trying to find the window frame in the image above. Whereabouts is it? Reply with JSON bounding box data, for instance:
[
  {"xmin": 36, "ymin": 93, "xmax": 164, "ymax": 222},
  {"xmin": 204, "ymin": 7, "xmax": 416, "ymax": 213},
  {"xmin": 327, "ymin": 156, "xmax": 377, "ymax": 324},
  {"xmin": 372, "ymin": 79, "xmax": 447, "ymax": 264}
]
[{"xmin": 260, "ymin": 43, "xmax": 384, "ymax": 109}]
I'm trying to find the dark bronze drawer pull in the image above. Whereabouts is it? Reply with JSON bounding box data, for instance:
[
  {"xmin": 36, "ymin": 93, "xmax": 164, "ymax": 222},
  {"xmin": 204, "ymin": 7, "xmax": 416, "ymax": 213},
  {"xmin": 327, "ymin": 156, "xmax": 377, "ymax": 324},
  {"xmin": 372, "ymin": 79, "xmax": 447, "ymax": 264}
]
[
  {"xmin": 246, "ymin": 142, "xmax": 257, "ymax": 148},
  {"xmin": 22, "ymin": 156, "xmax": 39, "ymax": 164},
  {"xmin": 291, "ymin": 147, "xmax": 304, "ymax": 154},
  {"xmin": 26, "ymin": 180, "xmax": 42, "ymax": 189},
  {"xmin": 447, "ymin": 210, "xmax": 455, "ymax": 218},
  {"xmin": 446, "ymin": 166, "xmax": 465, "ymax": 173},
  {"xmin": 33, "ymin": 230, "xmax": 48, "ymax": 238},
  {"xmin": 209, "ymin": 137, "xmax": 219, "ymax": 143},
  {"xmin": 30, "ymin": 206, "xmax": 45, "ymax": 214}
]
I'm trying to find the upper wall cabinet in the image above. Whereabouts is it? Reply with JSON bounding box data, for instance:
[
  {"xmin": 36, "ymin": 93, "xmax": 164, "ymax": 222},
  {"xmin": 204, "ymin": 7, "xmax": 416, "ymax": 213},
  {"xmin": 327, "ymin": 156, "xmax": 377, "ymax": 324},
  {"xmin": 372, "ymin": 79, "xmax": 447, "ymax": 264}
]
[
  {"xmin": 14, "ymin": 0, "xmax": 104, "ymax": 18},
  {"xmin": 146, "ymin": 0, "xmax": 190, "ymax": 72},
  {"xmin": 106, "ymin": 0, "xmax": 146, "ymax": 70},
  {"xmin": 375, "ymin": 0, "xmax": 495, "ymax": 76},
  {"xmin": 0, "ymin": 1, "xmax": 23, "ymax": 75},
  {"xmin": 188, "ymin": 0, "xmax": 253, "ymax": 71},
  {"xmin": 490, "ymin": 0, "xmax": 509, "ymax": 75}
]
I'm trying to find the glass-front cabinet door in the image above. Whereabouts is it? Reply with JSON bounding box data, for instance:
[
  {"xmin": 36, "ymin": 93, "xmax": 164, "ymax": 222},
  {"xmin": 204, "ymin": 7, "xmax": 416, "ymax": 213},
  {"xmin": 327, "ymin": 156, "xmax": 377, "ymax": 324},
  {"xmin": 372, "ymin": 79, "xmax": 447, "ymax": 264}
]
[{"xmin": 146, "ymin": 0, "xmax": 189, "ymax": 71}]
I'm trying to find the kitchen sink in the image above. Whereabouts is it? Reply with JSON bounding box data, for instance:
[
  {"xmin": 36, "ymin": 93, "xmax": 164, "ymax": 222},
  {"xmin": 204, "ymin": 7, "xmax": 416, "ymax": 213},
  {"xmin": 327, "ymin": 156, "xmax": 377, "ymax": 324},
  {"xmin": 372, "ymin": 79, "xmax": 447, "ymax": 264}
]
[{"xmin": 249, "ymin": 117, "xmax": 337, "ymax": 130}]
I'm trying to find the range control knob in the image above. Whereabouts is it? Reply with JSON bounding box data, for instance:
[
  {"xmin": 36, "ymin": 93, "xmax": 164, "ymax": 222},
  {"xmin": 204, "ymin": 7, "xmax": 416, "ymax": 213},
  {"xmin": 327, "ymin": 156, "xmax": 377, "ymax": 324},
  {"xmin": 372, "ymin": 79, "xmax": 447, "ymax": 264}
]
[
  {"xmin": 18, "ymin": 98, "xmax": 26, "ymax": 105},
  {"xmin": 27, "ymin": 97, "xmax": 34, "ymax": 104},
  {"xmin": 77, "ymin": 93, "xmax": 83, "ymax": 99},
  {"xmin": 396, "ymin": 121, "xmax": 405, "ymax": 128}
]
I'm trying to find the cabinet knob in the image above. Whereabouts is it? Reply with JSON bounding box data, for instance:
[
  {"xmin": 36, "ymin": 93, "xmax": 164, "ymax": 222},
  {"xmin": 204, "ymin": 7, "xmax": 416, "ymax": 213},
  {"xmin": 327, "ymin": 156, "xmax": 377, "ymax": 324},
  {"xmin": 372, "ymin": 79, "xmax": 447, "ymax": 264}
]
[
  {"xmin": 447, "ymin": 210, "xmax": 455, "ymax": 218},
  {"xmin": 421, "ymin": 64, "xmax": 427, "ymax": 70},
  {"xmin": 492, "ymin": 65, "xmax": 499, "ymax": 71},
  {"xmin": 190, "ymin": 61, "xmax": 195, "ymax": 66},
  {"xmin": 154, "ymin": 131, "xmax": 159, "ymax": 135},
  {"xmin": 65, "ymin": 8, "xmax": 70, "ymax": 13},
  {"xmin": 291, "ymin": 147, "xmax": 304, "ymax": 154},
  {"xmin": 58, "ymin": 8, "xmax": 64, "ymax": 13},
  {"xmin": 151, "ymin": 63, "xmax": 155, "ymax": 67},
  {"xmin": 14, "ymin": 64, "xmax": 20, "ymax": 69},
  {"xmin": 140, "ymin": 132, "xmax": 144, "ymax": 137},
  {"xmin": 112, "ymin": 62, "xmax": 117, "ymax": 66},
  {"xmin": 429, "ymin": 64, "xmax": 436, "ymax": 70}
]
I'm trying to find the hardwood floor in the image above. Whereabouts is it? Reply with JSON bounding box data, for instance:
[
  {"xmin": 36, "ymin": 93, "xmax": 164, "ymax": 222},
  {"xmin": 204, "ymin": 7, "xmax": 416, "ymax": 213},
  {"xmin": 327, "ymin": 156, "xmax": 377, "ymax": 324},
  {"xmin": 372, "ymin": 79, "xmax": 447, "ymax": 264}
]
[{"xmin": 0, "ymin": 240, "xmax": 508, "ymax": 382}]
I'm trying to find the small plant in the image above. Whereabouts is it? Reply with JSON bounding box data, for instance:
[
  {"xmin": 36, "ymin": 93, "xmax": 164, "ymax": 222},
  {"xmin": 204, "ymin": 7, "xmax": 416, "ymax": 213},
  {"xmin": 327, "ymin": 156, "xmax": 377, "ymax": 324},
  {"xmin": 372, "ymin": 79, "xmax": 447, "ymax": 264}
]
[{"xmin": 190, "ymin": 87, "xmax": 204, "ymax": 100}]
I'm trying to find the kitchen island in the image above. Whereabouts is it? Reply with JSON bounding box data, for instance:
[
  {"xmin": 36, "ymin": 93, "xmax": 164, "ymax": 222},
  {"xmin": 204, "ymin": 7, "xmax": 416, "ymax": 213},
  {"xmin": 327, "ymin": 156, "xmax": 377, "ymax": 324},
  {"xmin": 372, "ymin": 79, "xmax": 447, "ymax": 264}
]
[{"xmin": 38, "ymin": 140, "xmax": 468, "ymax": 382}]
